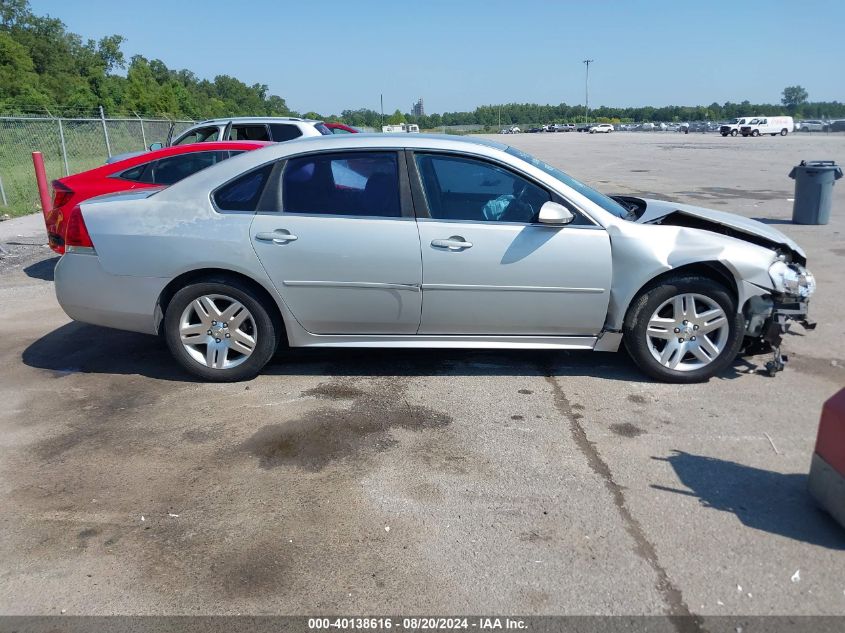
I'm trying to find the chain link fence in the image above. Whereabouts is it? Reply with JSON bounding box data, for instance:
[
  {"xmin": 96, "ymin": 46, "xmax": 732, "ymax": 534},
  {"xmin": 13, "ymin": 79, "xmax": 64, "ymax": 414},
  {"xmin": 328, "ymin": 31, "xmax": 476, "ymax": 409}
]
[{"xmin": 0, "ymin": 113, "xmax": 195, "ymax": 217}]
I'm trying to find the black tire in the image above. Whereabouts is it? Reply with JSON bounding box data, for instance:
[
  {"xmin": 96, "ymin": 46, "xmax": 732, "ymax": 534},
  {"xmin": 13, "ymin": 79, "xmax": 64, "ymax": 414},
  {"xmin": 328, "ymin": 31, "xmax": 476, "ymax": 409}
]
[
  {"xmin": 730, "ymin": 129, "xmax": 738, "ymax": 137},
  {"xmin": 164, "ymin": 279, "xmax": 278, "ymax": 382},
  {"xmin": 780, "ymin": 129, "xmax": 788, "ymax": 136},
  {"xmin": 751, "ymin": 130, "xmax": 760, "ymax": 137},
  {"xmin": 721, "ymin": 132, "xmax": 728, "ymax": 137},
  {"xmin": 623, "ymin": 275, "xmax": 744, "ymax": 384}
]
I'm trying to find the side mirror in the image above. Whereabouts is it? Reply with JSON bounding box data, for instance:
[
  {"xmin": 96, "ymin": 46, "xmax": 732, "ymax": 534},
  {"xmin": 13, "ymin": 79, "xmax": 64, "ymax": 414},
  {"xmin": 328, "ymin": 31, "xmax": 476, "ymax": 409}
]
[
  {"xmin": 537, "ymin": 201, "xmax": 575, "ymax": 225},
  {"xmin": 148, "ymin": 142, "xmax": 163, "ymax": 151}
]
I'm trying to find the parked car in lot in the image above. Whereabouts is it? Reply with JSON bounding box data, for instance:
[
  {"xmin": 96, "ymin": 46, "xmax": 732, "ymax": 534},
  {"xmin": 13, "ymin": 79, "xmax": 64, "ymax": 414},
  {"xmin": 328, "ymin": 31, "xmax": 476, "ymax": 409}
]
[
  {"xmin": 831, "ymin": 120, "xmax": 845, "ymax": 132},
  {"xmin": 740, "ymin": 116, "xmax": 793, "ymax": 137},
  {"xmin": 589, "ymin": 123, "xmax": 614, "ymax": 134},
  {"xmin": 550, "ymin": 123, "xmax": 575, "ymax": 132},
  {"xmin": 576, "ymin": 123, "xmax": 595, "ymax": 132},
  {"xmin": 167, "ymin": 117, "xmax": 331, "ymax": 147},
  {"xmin": 45, "ymin": 141, "xmax": 270, "ymax": 254},
  {"xmin": 324, "ymin": 122, "xmax": 360, "ymax": 134},
  {"xmin": 796, "ymin": 120, "xmax": 830, "ymax": 133},
  {"xmin": 54, "ymin": 134, "xmax": 815, "ymax": 383}
]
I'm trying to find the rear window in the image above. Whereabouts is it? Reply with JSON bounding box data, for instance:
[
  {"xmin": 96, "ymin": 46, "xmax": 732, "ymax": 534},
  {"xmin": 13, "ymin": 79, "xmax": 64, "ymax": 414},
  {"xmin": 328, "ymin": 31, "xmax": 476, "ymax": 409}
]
[
  {"xmin": 313, "ymin": 123, "xmax": 332, "ymax": 136},
  {"xmin": 214, "ymin": 164, "xmax": 274, "ymax": 211},
  {"xmin": 232, "ymin": 125, "xmax": 271, "ymax": 141}
]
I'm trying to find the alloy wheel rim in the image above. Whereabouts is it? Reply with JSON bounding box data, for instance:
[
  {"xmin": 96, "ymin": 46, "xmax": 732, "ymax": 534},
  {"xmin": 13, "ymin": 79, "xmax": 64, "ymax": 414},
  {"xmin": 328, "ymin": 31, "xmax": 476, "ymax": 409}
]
[
  {"xmin": 179, "ymin": 294, "xmax": 257, "ymax": 370},
  {"xmin": 645, "ymin": 293, "xmax": 729, "ymax": 372}
]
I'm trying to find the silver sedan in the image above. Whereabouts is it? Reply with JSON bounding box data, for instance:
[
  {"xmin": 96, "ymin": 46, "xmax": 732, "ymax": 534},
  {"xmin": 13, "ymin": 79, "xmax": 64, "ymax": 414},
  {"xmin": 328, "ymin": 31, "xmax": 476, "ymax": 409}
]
[{"xmin": 54, "ymin": 134, "xmax": 816, "ymax": 382}]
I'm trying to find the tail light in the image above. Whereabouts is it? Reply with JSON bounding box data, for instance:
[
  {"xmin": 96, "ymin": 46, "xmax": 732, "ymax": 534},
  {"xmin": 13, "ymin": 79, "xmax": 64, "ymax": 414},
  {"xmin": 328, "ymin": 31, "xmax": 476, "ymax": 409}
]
[
  {"xmin": 64, "ymin": 205, "xmax": 94, "ymax": 249},
  {"xmin": 51, "ymin": 179, "xmax": 74, "ymax": 209}
]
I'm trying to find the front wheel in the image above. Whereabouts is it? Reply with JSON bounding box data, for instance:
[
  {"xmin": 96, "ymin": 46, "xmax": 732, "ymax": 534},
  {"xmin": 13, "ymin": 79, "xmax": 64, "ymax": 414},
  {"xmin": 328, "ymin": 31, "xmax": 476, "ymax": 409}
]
[
  {"xmin": 164, "ymin": 279, "xmax": 278, "ymax": 381},
  {"xmin": 780, "ymin": 128, "xmax": 788, "ymax": 136},
  {"xmin": 730, "ymin": 129, "xmax": 738, "ymax": 137},
  {"xmin": 751, "ymin": 130, "xmax": 760, "ymax": 137},
  {"xmin": 623, "ymin": 276, "xmax": 744, "ymax": 383}
]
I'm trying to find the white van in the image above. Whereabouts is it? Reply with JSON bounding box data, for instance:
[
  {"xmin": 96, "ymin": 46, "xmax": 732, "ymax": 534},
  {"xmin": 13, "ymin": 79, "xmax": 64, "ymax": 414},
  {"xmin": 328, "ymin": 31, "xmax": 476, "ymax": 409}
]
[
  {"xmin": 720, "ymin": 117, "xmax": 758, "ymax": 137},
  {"xmin": 382, "ymin": 123, "xmax": 420, "ymax": 134},
  {"xmin": 740, "ymin": 116, "xmax": 794, "ymax": 137}
]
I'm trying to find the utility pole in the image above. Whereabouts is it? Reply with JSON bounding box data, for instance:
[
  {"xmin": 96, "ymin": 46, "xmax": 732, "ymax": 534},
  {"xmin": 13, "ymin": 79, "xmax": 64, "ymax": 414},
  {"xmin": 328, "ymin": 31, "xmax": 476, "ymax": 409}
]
[
  {"xmin": 380, "ymin": 94, "xmax": 384, "ymax": 129},
  {"xmin": 582, "ymin": 59, "xmax": 594, "ymax": 125}
]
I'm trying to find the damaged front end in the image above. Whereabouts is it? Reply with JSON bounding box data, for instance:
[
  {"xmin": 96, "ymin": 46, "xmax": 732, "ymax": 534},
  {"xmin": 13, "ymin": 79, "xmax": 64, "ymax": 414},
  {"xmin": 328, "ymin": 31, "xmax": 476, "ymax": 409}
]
[
  {"xmin": 743, "ymin": 261, "xmax": 817, "ymax": 376},
  {"xmin": 608, "ymin": 196, "xmax": 818, "ymax": 377}
]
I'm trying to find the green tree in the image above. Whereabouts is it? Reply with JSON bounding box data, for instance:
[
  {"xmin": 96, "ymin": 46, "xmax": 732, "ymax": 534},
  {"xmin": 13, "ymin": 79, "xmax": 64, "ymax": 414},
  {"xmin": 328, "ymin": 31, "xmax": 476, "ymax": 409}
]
[{"xmin": 781, "ymin": 85, "xmax": 808, "ymax": 108}]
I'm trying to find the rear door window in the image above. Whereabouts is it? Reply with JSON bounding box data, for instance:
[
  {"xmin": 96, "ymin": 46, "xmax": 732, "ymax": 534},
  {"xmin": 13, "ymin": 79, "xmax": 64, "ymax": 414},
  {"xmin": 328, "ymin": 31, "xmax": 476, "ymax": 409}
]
[
  {"xmin": 231, "ymin": 125, "xmax": 271, "ymax": 141},
  {"xmin": 270, "ymin": 124, "xmax": 303, "ymax": 142},
  {"xmin": 282, "ymin": 152, "xmax": 400, "ymax": 217}
]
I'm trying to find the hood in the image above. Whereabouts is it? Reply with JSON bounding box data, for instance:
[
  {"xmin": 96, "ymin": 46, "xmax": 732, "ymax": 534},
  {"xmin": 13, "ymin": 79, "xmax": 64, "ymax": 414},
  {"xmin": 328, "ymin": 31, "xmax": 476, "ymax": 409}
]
[{"xmin": 636, "ymin": 198, "xmax": 805, "ymax": 262}]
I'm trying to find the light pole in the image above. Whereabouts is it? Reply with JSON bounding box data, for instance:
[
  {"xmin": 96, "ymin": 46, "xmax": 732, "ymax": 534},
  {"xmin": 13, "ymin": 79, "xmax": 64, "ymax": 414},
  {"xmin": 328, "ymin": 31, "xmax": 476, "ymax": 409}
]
[{"xmin": 582, "ymin": 59, "xmax": 594, "ymax": 125}]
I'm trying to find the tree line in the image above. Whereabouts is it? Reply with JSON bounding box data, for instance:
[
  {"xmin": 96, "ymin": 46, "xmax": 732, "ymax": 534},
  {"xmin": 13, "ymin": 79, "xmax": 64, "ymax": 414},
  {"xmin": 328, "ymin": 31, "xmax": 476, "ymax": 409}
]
[{"xmin": 2, "ymin": 0, "xmax": 843, "ymax": 126}]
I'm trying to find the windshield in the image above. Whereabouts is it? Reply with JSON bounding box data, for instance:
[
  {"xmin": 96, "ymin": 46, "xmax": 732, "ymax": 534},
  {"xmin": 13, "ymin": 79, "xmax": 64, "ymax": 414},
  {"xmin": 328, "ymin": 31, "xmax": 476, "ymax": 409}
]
[{"xmin": 505, "ymin": 146, "xmax": 631, "ymax": 219}]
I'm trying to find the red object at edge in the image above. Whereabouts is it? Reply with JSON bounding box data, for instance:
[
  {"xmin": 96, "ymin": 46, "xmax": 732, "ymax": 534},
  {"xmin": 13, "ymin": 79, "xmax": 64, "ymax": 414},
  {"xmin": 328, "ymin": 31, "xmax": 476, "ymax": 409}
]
[{"xmin": 815, "ymin": 387, "xmax": 845, "ymax": 474}]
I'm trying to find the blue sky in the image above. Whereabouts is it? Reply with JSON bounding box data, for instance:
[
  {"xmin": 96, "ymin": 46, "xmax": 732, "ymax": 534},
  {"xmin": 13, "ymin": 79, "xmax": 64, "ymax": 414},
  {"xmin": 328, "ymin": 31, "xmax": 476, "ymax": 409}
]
[{"xmin": 31, "ymin": 0, "xmax": 845, "ymax": 115}]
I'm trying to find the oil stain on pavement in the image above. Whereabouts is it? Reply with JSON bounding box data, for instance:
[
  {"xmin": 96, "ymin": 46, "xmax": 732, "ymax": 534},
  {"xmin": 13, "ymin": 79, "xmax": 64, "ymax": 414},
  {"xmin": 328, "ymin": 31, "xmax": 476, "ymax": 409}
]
[{"xmin": 243, "ymin": 381, "xmax": 452, "ymax": 471}]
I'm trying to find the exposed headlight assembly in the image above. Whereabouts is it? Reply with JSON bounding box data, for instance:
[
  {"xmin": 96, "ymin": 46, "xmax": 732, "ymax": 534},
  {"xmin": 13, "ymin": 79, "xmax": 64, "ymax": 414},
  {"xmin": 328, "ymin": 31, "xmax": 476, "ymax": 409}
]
[{"xmin": 769, "ymin": 261, "xmax": 816, "ymax": 298}]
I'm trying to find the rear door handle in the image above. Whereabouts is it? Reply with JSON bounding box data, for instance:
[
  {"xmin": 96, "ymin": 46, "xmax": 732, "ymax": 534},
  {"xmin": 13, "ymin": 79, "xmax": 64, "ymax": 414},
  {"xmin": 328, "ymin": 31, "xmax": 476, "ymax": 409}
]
[
  {"xmin": 431, "ymin": 236, "xmax": 472, "ymax": 250},
  {"xmin": 255, "ymin": 229, "xmax": 298, "ymax": 244}
]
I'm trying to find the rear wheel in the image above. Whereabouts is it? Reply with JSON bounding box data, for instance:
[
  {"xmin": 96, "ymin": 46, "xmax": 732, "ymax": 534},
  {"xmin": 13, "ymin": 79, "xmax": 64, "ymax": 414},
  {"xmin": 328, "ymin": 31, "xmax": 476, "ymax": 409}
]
[
  {"xmin": 164, "ymin": 280, "xmax": 278, "ymax": 382},
  {"xmin": 623, "ymin": 276, "xmax": 744, "ymax": 383}
]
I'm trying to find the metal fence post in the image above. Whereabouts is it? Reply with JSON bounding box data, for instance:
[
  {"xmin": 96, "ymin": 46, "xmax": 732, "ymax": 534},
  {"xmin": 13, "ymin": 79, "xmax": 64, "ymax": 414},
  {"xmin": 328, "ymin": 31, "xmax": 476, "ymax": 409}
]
[
  {"xmin": 99, "ymin": 105, "xmax": 112, "ymax": 157},
  {"xmin": 57, "ymin": 118, "xmax": 70, "ymax": 176},
  {"xmin": 135, "ymin": 111, "xmax": 147, "ymax": 150},
  {"xmin": 0, "ymin": 173, "xmax": 7, "ymax": 207}
]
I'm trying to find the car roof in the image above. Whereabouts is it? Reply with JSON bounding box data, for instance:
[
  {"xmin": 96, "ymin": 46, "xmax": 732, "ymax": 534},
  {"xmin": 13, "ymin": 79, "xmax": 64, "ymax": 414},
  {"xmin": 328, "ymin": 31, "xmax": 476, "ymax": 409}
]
[
  {"xmin": 61, "ymin": 141, "xmax": 272, "ymax": 182},
  {"xmin": 192, "ymin": 116, "xmax": 322, "ymax": 125},
  {"xmin": 154, "ymin": 134, "xmax": 515, "ymax": 200}
]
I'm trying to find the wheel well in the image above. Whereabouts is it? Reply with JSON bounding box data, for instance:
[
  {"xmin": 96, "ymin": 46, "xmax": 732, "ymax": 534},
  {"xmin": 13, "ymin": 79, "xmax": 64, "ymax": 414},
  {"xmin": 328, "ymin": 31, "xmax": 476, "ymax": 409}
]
[
  {"xmin": 156, "ymin": 268, "xmax": 286, "ymax": 342},
  {"xmin": 639, "ymin": 261, "xmax": 738, "ymax": 300}
]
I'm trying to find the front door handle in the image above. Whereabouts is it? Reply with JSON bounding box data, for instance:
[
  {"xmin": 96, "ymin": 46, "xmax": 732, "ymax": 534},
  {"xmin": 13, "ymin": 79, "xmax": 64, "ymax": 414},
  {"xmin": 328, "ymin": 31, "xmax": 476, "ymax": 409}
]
[
  {"xmin": 431, "ymin": 236, "xmax": 472, "ymax": 251},
  {"xmin": 255, "ymin": 229, "xmax": 298, "ymax": 244}
]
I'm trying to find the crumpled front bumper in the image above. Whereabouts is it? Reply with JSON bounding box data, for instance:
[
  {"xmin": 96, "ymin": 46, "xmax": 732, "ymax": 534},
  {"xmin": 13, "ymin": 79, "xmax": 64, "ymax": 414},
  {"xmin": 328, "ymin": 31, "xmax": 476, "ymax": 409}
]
[
  {"xmin": 743, "ymin": 295, "xmax": 815, "ymax": 374},
  {"xmin": 762, "ymin": 297, "xmax": 816, "ymax": 346}
]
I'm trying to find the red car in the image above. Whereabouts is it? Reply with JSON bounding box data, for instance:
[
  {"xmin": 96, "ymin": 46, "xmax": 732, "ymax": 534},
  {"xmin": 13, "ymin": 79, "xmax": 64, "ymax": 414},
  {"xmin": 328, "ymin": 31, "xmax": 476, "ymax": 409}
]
[
  {"xmin": 46, "ymin": 141, "xmax": 270, "ymax": 254},
  {"xmin": 324, "ymin": 122, "xmax": 360, "ymax": 134}
]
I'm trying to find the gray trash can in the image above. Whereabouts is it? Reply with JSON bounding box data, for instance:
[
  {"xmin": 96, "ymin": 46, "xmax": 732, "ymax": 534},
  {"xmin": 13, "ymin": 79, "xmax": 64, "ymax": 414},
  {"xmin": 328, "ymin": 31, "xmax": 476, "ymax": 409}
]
[{"xmin": 788, "ymin": 160, "xmax": 843, "ymax": 225}]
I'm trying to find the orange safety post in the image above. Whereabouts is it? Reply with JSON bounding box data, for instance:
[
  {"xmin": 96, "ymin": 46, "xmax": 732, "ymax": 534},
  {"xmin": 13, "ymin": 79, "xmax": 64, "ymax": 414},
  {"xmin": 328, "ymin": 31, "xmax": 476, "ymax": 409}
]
[{"xmin": 32, "ymin": 151, "xmax": 52, "ymax": 217}]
